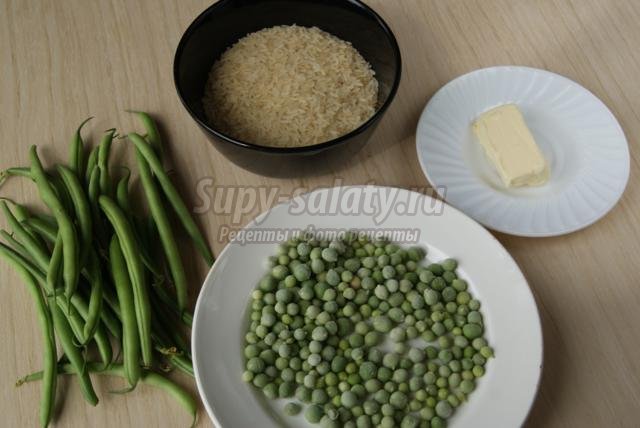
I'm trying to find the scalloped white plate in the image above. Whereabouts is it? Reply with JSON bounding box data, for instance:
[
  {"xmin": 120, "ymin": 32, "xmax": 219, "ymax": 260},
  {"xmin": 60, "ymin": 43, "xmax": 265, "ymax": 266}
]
[
  {"xmin": 193, "ymin": 186, "xmax": 542, "ymax": 428},
  {"xmin": 416, "ymin": 66, "xmax": 630, "ymax": 237}
]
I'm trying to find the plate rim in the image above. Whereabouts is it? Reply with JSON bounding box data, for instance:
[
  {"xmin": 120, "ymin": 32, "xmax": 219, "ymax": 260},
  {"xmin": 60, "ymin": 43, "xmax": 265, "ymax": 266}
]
[
  {"xmin": 415, "ymin": 65, "xmax": 630, "ymax": 237},
  {"xmin": 192, "ymin": 185, "xmax": 544, "ymax": 427}
]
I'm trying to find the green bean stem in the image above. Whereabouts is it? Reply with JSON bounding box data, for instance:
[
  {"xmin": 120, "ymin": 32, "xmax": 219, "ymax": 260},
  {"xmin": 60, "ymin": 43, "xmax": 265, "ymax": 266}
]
[
  {"xmin": 136, "ymin": 148, "xmax": 188, "ymax": 312},
  {"xmin": 109, "ymin": 236, "xmax": 141, "ymax": 387},
  {"xmin": 98, "ymin": 195, "xmax": 152, "ymax": 366},
  {"xmin": 129, "ymin": 133, "xmax": 214, "ymax": 266},
  {"xmin": 0, "ymin": 248, "xmax": 57, "ymax": 427},
  {"xmin": 29, "ymin": 146, "xmax": 79, "ymax": 300}
]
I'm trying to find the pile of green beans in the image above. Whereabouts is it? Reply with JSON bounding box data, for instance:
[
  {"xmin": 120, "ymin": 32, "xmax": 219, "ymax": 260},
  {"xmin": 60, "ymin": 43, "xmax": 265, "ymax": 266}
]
[
  {"xmin": 0, "ymin": 112, "xmax": 213, "ymax": 427},
  {"xmin": 243, "ymin": 233, "xmax": 493, "ymax": 428}
]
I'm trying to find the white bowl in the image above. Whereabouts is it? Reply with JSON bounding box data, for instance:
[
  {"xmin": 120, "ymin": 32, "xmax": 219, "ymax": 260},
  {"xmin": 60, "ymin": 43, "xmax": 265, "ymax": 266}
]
[
  {"xmin": 416, "ymin": 66, "xmax": 630, "ymax": 237},
  {"xmin": 192, "ymin": 186, "xmax": 542, "ymax": 428}
]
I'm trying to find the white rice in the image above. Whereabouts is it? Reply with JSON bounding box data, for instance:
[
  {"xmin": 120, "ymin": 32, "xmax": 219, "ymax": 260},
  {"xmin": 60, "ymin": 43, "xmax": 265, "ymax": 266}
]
[{"xmin": 203, "ymin": 25, "xmax": 378, "ymax": 148}]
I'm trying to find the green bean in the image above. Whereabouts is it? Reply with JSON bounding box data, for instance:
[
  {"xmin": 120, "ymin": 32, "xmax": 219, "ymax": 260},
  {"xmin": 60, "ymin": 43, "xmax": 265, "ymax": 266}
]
[
  {"xmin": 117, "ymin": 179, "xmax": 163, "ymax": 278},
  {"xmin": 166, "ymin": 353, "xmax": 194, "ymax": 377},
  {"xmin": 98, "ymin": 129, "xmax": 115, "ymax": 197},
  {"xmin": 84, "ymin": 145, "xmax": 99, "ymax": 185},
  {"xmin": 69, "ymin": 294, "xmax": 112, "ymax": 368},
  {"xmin": 99, "ymin": 195, "xmax": 152, "ymax": 366},
  {"xmin": 23, "ymin": 217, "xmax": 57, "ymax": 243},
  {"xmin": 1, "ymin": 201, "xmax": 49, "ymax": 271},
  {"xmin": 109, "ymin": 236, "xmax": 141, "ymax": 387},
  {"xmin": 46, "ymin": 234, "xmax": 63, "ymax": 293},
  {"xmin": 70, "ymin": 117, "xmax": 93, "ymax": 176},
  {"xmin": 1, "ymin": 241, "xmax": 84, "ymax": 344},
  {"xmin": 0, "ymin": 247, "xmax": 57, "ymax": 427},
  {"xmin": 94, "ymin": 325, "xmax": 113, "ymax": 368},
  {"xmin": 115, "ymin": 169, "xmax": 131, "ymax": 214},
  {"xmin": 1, "ymin": 199, "xmax": 46, "ymax": 247},
  {"xmin": 0, "ymin": 166, "xmax": 31, "ymax": 183},
  {"xmin": 131, "ymin": 111, "xmax": 164, "ymax": 161},
  {"xmin": 133, "ymin": 368, "xmax": 197, "ymax": 426},
  {"xmin": 19, "ymin": 363, "xmax": 197, "ymax": 427},
  {"xmin": 82, "ymin": 251, "xmax": 103, "ymax": 342},
  {"xmin": 150, "ymin": 291, "xmax": 190, "ymax": 357},
  {"xmin": 136, "ymin": 148, "xmax": 188, "ymax": 312},
  {"xmin": 57, "ymin": 165, "xmax": 92, "ymax": 263},
  {"xmin": 152, "ymin": 282, "xmax": 193, "ymax": 327},
  {"xmin": 48, "ymin": 296, "xmax": 98, "ymax": 406},
  {"xmin": 97, "ymin": 298, "xmax": 123, "ymax": 340},
  {"xmin": 0, "ymin": 230, "xmax": 36, "ymax": 266},
  {"xmin": 30, "ymin": 146, "xmax": 79, "ymax": 299},
  {"xmin": 129, "ymin": 133, "xmax": 214, "ymax": 266}
]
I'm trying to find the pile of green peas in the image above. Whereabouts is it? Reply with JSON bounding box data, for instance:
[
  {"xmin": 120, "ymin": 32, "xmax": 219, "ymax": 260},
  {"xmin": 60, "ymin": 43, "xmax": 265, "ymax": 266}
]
[{"xmin": 243, "ymin": 233, "xmax": 493, "ymax": 428}]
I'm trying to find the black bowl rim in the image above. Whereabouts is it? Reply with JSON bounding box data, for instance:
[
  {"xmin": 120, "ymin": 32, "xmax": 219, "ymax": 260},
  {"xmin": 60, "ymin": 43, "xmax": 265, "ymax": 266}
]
[{"xmin": 173, "ymin": 0, "xmax": 402, "ymax": 154}]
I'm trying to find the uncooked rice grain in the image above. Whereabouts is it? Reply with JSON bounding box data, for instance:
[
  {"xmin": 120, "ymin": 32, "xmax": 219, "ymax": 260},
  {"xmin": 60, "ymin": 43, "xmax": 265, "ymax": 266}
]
[{"xmin": 203, "ymin": 25, "xmax": 378, "ymax": 148}]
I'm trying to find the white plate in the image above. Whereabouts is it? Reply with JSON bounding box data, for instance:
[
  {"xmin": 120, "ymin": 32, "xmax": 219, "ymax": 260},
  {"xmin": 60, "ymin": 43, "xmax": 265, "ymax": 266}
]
[
  {"xmin": 193, "ymin": 186, "xmax": 542, "ymax": 428},
  {"xmin": 416, "ymin": 66, "xmax": 630, "ymax": 237}
]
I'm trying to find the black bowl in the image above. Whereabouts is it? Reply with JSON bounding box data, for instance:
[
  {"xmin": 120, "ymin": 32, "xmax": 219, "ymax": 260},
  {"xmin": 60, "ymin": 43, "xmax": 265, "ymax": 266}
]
[{"xmin": 174, "ymin": 0, "xmax": 402, "ymax": 177}]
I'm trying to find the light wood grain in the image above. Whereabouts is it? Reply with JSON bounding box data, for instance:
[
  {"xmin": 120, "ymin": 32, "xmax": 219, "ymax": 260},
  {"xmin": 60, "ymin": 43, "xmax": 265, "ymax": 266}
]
[{"xmin": 1, "ymin": 0, "xmax": 639, "ymax": 426}]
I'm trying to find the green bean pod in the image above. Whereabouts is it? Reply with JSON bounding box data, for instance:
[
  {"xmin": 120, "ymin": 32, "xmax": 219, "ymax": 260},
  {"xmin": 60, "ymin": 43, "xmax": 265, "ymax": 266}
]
[
  {"xmin": 136, "ymin": 369, "xmax": 197, "ymax": 426},
  {"xmin": 0, "ymin": 166, "xmax": 31, "ymax": 182},
  {"xmin": 129, "ymin": 133, "xmax": 214, "ymax": 266},
  {"xmin": 0, "ymin": 247, "xmax": 57, "ymax": 427},
  {"xmin": 1, "ymin": 201, "xmax": 50, "ymax": 271},
  {"xmin": 150, "ymin": 290, "xmax": 191, "ymax": 357},
  {"xmin": 32, "ymin": 219, "xmax": 122, "ymax": 340},
  {"xmin": 2, "ymin": 199, "xmax": 46, "ymax": 247},
  {"xmin": 46, "ymin": 234, "xmax": 63, "ymax": 293},
  {"xmin": 114, "ymin": 171, "xmax": 163, "ymax": 277},
  {"xmin": 69, "ymin": 117, "xmax": 93, "ymax": 176},
  {"xmin": 84, "ymin": 145, "xmax": 99, "ymax": 186},
  {"xmin": 136, "ymin": 148, "xmax": 188, "ymax": 312},
  {"xmin": 81, "ymin": 250, "xmax": 103, "ymax": 342},
  {"xmin": 99, "ymin": 195, "xmax": 152, "ymax": 366},
  {"xmin": 23, "ymin": 217, "xmax": 57, "ymax": 243},
  {"xmin": 97, "ymin": 129, "xmax": 115, "ymax": 197},
  {"xmin": 152, "ymin": 282, "xmax": 193, "ymax": 327},
  {"xmin": 57, "ymin": 165, "xmax": 92, "ymax": 264},
  {"xmin": 0, "ymin": 229, "xmax": 36, "ymax": 266},
  {"xmin": 132, "ymin": 111, "xmax": 164, "ymax": 161},
  {"xmin": 97, "ymin": 300, "xmax": 123, "ymax": 340},
  {"xmin": 29, "ymin": 146, "xmax": 79, "ymax": 300},
  {"xmin": 115, "ymin": 169, "xmax": 132, "ymax": 214},
  {"xmin": 0, "ymin": 243, "xmax": 86, "ymax": 342},
  {"xmin": 19, "ymin": 363, "xmax": 196, "ymax": 427},
  {"xmin": 109, "ymin": 236, "xmax": 141, "ymax": 387},
  {"xmin": 48, "ymin": 297, "xmax": 98, "ymax": 406},
  {"xmin": 69, "ymin": 295, "xmax": 112, "ymax": 368}
]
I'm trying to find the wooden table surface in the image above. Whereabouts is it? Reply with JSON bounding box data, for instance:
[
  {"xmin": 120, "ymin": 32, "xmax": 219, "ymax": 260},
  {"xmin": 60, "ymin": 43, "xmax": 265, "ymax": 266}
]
[{"xmin": 2, "ymin": 0, "xmax": 639, "ymax": 426}]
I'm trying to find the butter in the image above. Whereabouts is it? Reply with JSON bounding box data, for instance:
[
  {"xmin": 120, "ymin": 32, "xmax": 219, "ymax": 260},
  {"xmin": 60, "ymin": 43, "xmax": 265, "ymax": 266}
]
[{"xmin": 472, "ymin": 104, "xmax": 548, "ymax": 187}]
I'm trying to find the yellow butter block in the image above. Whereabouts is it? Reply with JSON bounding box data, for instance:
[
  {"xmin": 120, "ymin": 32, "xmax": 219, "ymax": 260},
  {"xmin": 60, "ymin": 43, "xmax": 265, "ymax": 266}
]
[{"xmin": 472, "ymin": 104, "xmax": 549, "ymax": 187}]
